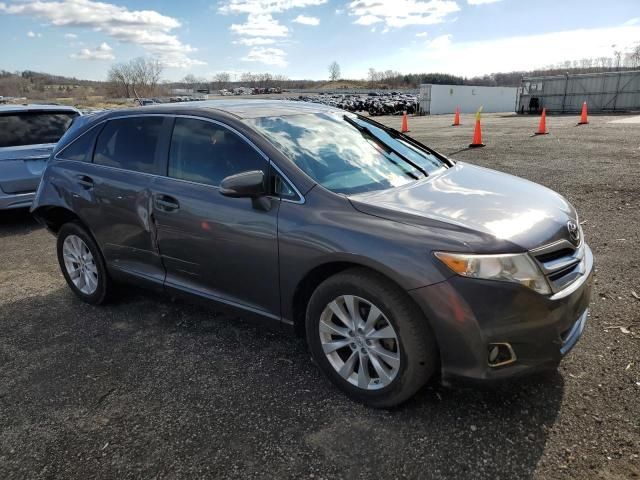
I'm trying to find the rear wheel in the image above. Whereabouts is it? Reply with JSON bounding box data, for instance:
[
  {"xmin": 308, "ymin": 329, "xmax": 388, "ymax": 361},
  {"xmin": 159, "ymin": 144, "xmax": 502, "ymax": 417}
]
[
  {"xmin": 57, "ymin": 223, "xmax": 110, "ymax": 305},
  {"xmin": 306, "ymin": 268, "xmax": 437, "ymax": 408}
]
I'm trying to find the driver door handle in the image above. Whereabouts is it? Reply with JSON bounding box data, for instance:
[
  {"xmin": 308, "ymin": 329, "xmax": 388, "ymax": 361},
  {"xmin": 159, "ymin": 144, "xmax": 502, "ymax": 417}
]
[
  {"xmin": 75, "ymin": 174, "xmax": 94, "ymax": 189},
  {"xmin": 154, "ymin": 194, "xmax": 180, "ymax": 212}
]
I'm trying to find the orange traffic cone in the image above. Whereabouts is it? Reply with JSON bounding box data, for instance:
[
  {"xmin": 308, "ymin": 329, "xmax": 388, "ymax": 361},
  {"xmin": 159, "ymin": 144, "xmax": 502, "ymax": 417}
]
[
  {"xmin": 401, "ymin": 111, "xmax": 410, "ymax": 133},
  {"xmin": 452, "ymin": 107, "xmax": 460, "ymax": 126},
  {"xmin": 578, "ymin": 101, "xmax": 588, "ymax": 125},
  {"xmin": 469, "ymin": 107, "xmax": 485, "ymax": 148},
  {"xmin": 535, "ymin": 108, "xmax": 548, "ymax": 135}
]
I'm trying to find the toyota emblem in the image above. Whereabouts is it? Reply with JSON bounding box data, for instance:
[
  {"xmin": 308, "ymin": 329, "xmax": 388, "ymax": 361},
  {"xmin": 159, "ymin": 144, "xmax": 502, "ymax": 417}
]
[{"xmin": 567, "ymin": 221, "xmax": 580, "ymax": 245}]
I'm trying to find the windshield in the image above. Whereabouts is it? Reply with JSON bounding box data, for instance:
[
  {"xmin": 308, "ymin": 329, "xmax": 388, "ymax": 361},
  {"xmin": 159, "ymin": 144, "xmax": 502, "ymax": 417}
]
[{"xmin": 246, "ymin": 112, "xmax": 446, "ymax": 195}]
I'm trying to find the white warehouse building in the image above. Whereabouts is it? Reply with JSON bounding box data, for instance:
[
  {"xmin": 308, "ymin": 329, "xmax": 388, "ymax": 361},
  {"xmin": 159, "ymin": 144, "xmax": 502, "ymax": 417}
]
[{"xmin": 418, "ymin": 84, "xmax": 519, "ymax": 115}]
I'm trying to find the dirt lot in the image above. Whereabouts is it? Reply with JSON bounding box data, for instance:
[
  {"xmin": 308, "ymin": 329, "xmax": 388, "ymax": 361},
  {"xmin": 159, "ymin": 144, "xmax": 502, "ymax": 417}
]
[{"xmin": 1, "ymin": 112, "xmax": 639, "ymax": 479}]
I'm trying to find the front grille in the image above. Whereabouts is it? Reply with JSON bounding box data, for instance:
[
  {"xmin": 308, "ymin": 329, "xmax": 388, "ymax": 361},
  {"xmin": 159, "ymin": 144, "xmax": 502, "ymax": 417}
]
[{"xmin": 531, "ymin": 238, "xmax": 586, "ymax": 294}]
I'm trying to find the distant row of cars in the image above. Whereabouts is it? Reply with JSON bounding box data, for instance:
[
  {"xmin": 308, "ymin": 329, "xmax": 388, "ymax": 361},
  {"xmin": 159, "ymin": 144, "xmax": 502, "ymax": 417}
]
[{"xmin": 285, "ymin": 92, "xmax": 419, "ymax": 116}]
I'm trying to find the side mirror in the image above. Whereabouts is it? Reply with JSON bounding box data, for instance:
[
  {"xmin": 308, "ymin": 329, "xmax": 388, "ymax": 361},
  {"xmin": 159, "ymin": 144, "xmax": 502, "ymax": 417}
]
[{"xmin": 220, "ymin": 170, "xmax": 266, "ymax": 198}]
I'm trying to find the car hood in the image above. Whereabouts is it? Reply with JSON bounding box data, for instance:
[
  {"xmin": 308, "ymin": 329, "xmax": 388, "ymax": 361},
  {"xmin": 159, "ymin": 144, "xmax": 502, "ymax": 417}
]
[{"xmin": 349, "ymin": 162, "xmax": 578, "ymax": 252}]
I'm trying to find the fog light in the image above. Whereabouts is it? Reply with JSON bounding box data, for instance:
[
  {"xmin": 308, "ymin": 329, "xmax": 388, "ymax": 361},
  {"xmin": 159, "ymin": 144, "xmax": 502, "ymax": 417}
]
[{"xmin": 487, "ymin": 343, "xmax": 517, "ymax": 367}]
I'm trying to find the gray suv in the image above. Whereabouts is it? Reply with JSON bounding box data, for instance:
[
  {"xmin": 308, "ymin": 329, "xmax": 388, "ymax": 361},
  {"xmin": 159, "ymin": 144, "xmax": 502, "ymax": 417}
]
[
  {"xmin": 32, "ymin": 101, "xmax": 593, "ymax": 407},
  {"xmin": 0, "ymin": 104, "xmax": 79, "ymax": 209}
]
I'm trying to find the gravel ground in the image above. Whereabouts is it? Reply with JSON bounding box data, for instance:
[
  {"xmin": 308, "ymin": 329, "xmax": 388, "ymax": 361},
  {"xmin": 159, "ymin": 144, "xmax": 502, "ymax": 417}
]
[{"xmin": 0, "ymin": 112, "xmax": 639, "ymax": 480}]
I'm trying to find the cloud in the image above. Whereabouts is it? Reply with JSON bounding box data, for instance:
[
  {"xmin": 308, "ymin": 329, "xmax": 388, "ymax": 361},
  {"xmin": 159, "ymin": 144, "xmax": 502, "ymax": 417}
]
[
  {"xmin": 231, "ymin": 14, "xmax": 289, "ymax": 37},
  {"xmin": 416, "ymin": 31, "xmax": 428, "ymax": 37},
  {"xmin": 221, "ymin": 0, "xmax": 326, "ymax": 68},
  {"xmin": 0, "ymin": 0, "xmax": 203, "ymax": 68},
  {"xmin": 293, "ymin": 14, "xmax": 319, "ymax": 26},
  {"xmin": 234, "ymin": 37, "xmax": 277, "ymax": 46},
  {"xmin": 218, "ymin": 0, "xmax": 327, "ymax": 14},
  {"xmin": 623, "ymin": 17, "xmax": 639, "ymax": 26},
  {"xmin": 242, "ymin": 46, "xmax": 288, "ymax": 67},
  {"xmin": 348, "ymin": 0, "xmax": 460, "ymax": 28},
  {"xmin": 426, "ymin": 33, "xmax": 452, "ymax": 49},
  {"xmin": 411, "ymin": 25, "xmax": 640, "ymax": 77},
  {"xmin": 467, "ymin": 0, "xmax": 502, "ymax": 4},
  {"xmin": 64, "ymin": 32, "xmax": 77, "ymax": 39},
  {"xmin": 26, "ymin": 30, "xmax": 41, "ymax": 37},
  {"xmin": 354, "ymin": 14, "xmax": 381, "ymax": 26},
  {"xmin": 70, "ymin": 42, "xmax": 115, "ymax": 60}
]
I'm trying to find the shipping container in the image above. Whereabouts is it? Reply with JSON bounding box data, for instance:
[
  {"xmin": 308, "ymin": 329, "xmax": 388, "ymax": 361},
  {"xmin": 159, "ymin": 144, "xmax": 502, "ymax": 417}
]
[
  {"xmin": 517, "ymin": 70, "xmax": 640, "ymax": 113},
  {"xmin": 418, "ymin": 84, "xmax": 518, "ymax": 115}
]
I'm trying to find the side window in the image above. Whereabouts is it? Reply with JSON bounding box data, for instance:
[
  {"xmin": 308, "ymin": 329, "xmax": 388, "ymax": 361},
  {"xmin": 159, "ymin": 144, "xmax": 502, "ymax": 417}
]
[
  {"xmin": 272, "ymin": 174, "xmax": 298, "ymax": 200},
  {"xmin": 93, "ymin": 117, "xmax": 163, "ymax": 174},
  {"xmin": 168, "ymin": 118, "xmax": 265, "ymax": 187},
  {"xmin": 57, "ymin": 125, "xmax": 100, "ymax": 162}
]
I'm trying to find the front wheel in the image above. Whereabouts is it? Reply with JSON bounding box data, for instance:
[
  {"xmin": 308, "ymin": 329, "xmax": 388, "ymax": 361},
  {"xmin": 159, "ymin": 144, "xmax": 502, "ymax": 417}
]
[
  {"xmin": 306, "ymin": 268, "xmax": 438, "ymax": 408},
  {"xmin": 57, "ymin": 222, "xmax": 111, "ymax": 305}
]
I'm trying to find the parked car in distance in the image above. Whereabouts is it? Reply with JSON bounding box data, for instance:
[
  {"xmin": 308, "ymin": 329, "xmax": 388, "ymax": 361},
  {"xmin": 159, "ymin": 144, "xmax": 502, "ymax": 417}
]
[
  {"xmin": 0, "ymin": 104, "xmax": 80, "ymax": 210},
  {"xmin": 31, "ymin": 100, "xmax": 593, "ymax": 407}
]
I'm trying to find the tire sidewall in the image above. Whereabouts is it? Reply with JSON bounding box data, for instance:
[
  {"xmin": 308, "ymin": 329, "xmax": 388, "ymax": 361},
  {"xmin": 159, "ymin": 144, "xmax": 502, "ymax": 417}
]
[
  {"xmin": 306, "ymin": 275, "xmax": 423, "ymax": 406},
  {"xmin": 57, "ymin": 223, "xmax": 109, "ymax": 305}
]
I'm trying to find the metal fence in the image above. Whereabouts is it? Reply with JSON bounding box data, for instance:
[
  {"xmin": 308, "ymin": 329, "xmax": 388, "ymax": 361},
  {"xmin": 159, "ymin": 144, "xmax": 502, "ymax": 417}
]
[{"xmin": 517, "ymin": 70, "xmax": 640, "ymax": 113}]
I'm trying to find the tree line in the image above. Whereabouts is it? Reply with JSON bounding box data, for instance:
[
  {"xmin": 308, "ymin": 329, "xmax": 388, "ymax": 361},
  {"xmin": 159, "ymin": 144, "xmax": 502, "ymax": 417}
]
[{"xmin": 2, "ymin": 45, "xmax": 639, "ymax": 100}]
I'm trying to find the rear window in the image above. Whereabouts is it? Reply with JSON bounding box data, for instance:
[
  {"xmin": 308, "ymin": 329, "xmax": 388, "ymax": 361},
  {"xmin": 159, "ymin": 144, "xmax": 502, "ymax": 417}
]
[
  {"xmin": 93, "ymin": 117, "xmax": 163, "ymax": 174},
  {"xmin": 0, "ymin": 112, "xmax": 78, "ymax": 148},
  {"xmin": 57, "ymin": 125, "xmax": 101, "ymax": 162}
]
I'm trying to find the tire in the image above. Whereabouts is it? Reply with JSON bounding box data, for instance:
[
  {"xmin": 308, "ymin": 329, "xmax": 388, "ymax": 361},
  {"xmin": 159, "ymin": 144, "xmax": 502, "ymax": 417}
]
[
  {"xmin": 56, "ymin": 222, "xmax": 111, "ymax": 305},
  {"xmin": 306, "ymin": 268, "xmax": 437, "ymax": 408}
]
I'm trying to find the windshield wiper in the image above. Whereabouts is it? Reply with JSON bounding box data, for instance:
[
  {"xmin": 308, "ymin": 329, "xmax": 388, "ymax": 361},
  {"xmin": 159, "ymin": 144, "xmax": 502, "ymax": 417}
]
[
  {"xmin": 343, "ymin": 115, "xmax": 428, "ymax": 179},
  {"xmin": 358, "ymin": 115, "xmax": 453, "ymax": 167}
]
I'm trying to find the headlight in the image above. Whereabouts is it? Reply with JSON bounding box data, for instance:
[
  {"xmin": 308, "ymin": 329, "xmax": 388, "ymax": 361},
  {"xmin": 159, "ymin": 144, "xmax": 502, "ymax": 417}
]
[{"xmin": 434, "ymin": 251, "xmax": 551, "ymax": 295}]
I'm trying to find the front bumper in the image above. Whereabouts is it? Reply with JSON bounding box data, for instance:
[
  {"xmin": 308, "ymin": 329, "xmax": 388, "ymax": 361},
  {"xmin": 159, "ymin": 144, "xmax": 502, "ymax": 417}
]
[
  {"xmin": 0, "ymin": 191, "xmax": 35, "ymax": 210},
  {"xmin": 410, "ymin": 244, "xmax": 594, "ymax": 383}
]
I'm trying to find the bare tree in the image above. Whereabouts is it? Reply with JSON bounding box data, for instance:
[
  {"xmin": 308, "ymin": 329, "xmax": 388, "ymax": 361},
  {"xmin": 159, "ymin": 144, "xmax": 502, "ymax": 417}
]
[
  {"xmin": 628, "ymin": 44, "xmax": 640, "ymax": 68},
  {"xmin": 213, "ymin": 72, "xmax": 231, "ymax": 89},
  {"xmin": 614, "ymin": 50, "xmax": 622, "ymax": 70},
  {"xmin": 107, "ymin": 57, "xmax": 163, "ymax": 98},
  {"xmin": 182, "ymin": 74, "xmax": 199, "ymax": 91},
  {"xmin": 107, "ymin": 62, "xmax": 133, "ymax": 98},
  {"xmin": 328, "ymin": 61, "xmax": 341, "ymax": 82}
]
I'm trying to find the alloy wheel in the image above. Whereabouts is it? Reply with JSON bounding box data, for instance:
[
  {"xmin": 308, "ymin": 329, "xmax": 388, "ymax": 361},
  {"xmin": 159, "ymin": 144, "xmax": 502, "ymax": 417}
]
[
  {"xmin": 62, "ymin": 235, "xmax": 99, "ymax": 295},
  {"xmin": 319, "ymin": 295, "xmax": 400, "ymax": 390}
]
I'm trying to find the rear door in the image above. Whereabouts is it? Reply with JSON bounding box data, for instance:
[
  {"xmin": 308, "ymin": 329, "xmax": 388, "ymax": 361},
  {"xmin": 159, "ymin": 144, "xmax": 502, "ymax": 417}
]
[
  {"xmin": 0, "ymin": 110, "xmax": 77, "ymax": 194},
  {"xmin": 151, "ymin": 116, "xmax": 281, "ymax": 319},
  {"xmin": 61, "ymin": 115, "xmax": 171, "ymax": 286}
]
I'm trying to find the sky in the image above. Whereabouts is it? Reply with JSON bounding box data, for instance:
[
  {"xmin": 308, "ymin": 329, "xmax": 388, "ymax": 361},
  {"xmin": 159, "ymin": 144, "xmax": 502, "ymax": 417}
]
[{"xmin": 0, "ymin": 0, "xmax": 639, "ymax": 81}]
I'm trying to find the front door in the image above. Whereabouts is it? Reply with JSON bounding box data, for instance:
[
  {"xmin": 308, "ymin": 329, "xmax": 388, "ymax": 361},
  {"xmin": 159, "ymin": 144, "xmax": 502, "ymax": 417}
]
[{"xmin": 151, "ymin": 117, "xmax": 280, "ymax": 319}]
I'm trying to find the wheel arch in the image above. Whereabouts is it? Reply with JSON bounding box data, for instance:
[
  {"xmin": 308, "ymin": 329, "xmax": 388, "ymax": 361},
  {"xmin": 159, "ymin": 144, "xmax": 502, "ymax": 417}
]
[
  {"xmin": 32, "ymin": 205, "xmax": 90, "ymax": 235},
  {"xmin": 290, "ymin": 259, "xmax": 433, "ymax": 340}
]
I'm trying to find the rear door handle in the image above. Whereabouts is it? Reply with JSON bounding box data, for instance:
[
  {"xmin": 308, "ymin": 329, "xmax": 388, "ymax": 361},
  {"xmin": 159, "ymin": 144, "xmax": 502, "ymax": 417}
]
[
  {"xmin": 76, "ymin": 174, "xmax": 94, "ymax": 189},
  {"xmin": 154, "ymin": 194, "xmax": 180, "ymax": 212}
]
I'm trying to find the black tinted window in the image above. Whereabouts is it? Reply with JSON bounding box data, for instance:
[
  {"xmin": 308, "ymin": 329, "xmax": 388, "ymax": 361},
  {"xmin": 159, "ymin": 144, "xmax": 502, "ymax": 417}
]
[
  {"xmin": 94, "ymin": 117, "xmax": 163, "ymax": 174},
  {"xmin": 272, "ymin": 174, "xmax": 298, "ymax": 200},
  {"xmin": 0, "ymin": 112, "xmax": 77, "ymax": 148},
  {"xmin": 169, "ymin": 118, "xmax": 265, "ymax": 186},
  {"xmin": 57, "ymin": 126, "xmax": 100, "ymax": 162}
]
